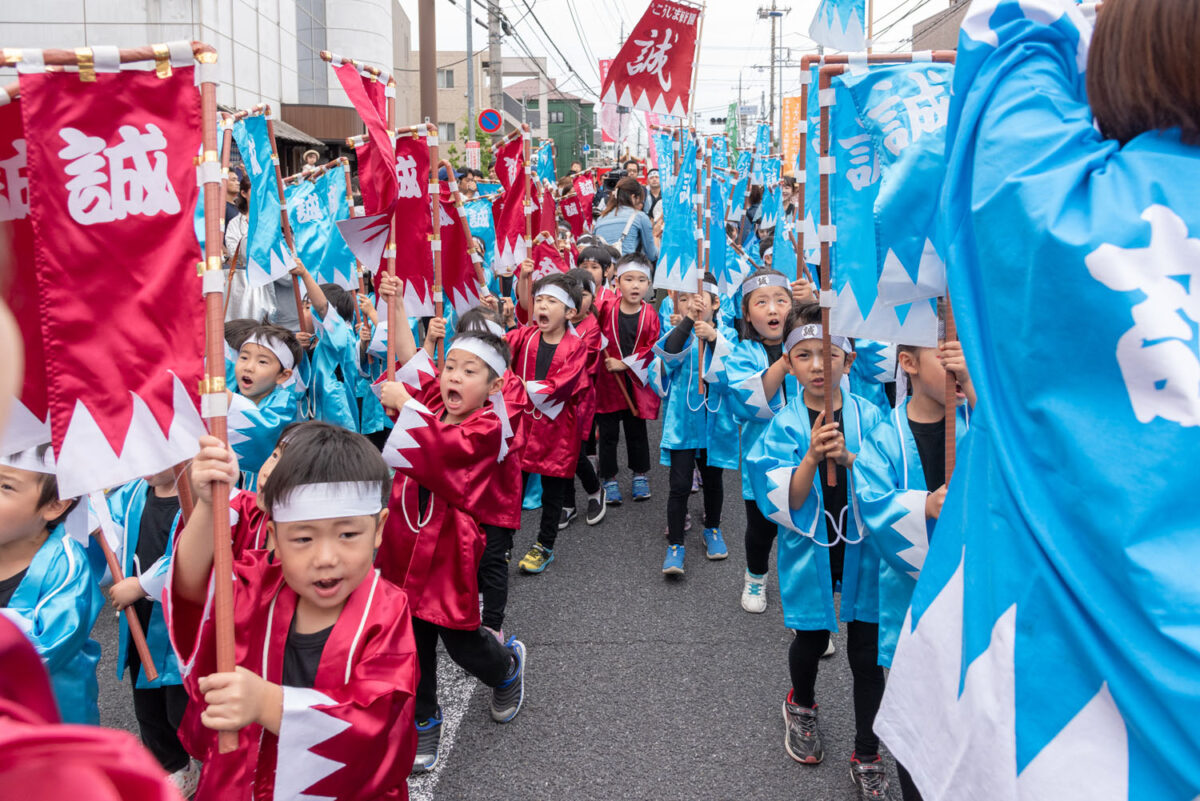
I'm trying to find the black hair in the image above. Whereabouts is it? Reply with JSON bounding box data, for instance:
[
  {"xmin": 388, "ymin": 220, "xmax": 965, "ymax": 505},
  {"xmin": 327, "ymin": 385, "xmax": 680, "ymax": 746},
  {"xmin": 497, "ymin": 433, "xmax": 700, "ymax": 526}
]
[
  {"xmin": 614, "ymin": 252, "xmax": 653, "ymax": 279},
  {"xmin": 679, "ymin": 271, "xmax": 720, "ymax": 306},
  {"xmin": 224, "ymin": 318, "xmax": 258, "ymax": 349},
  {"xmin": 237, "ymin": 322, "xmax": 302, "ymax": 371},
  {"xmin": 450, "ymin": 330, "xmax": 512, "ymax": 382},
  {"xmin": 456, "ymin": 306, "xmax": 505, "ymax": 334},
  {"xmin": 259, "ymin": 422, "xmax": 390, "ymax": 514},
  {"xmin": 320, "ymin": 283, "xmax": 356, "ymax": 323},
  {"xmin": 20, "ymin": 445, "xmax": 80, "ymax": 530},
  {"xmin": 792, "ymin": 300, "xmax": 822, "ymax": 328},
  {"xmin": 577, "ymin": 246, "xmax": 612, "ymax": 269},
  {"xmin": 758, "ymin": 236, "xmax": 774, "ymax": 260},
  {"xmin": 565, "ymin": 268, "xmax": 596, "ymax": 296},
  {"xmin": 532, "ymin": 272, "xmax": 584, "ymax": 311},
  {"xmin": 738, "ymin": 267, "xmax": 791, "ymax": 343},
  {"xmin": 236, "ymin": 175, "xmax": 251, "ymax": 213}
]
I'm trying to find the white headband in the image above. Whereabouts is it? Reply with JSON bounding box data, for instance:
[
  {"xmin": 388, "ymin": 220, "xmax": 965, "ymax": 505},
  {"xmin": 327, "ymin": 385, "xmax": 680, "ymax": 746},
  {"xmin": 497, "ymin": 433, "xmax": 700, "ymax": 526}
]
[
  {"xmin": 701, "ymin": 281, "xmax": 719, "ymax": 296},
  {"xmin": 785, "ymin": 323, "xmax": 853, "ymax": 354},
  {"xmin": 536, "ymin": 284, "xmax": 577, "ymax": 310},
  {"xmin": 741, "ymin": 272, "xmax": 790, "ymax": 296},
  {"xmin": 483, "ymin": 320, "xmax": 506, "ymax": 337},
  {"xmin": 0, "ymin": 447, "xmax": 56, "ymax": 475},
  {"xmin": 272, "ymin": 481, "xmax": 384, "ymax": 523},
  {"xmin": 449, "ymin": 336, "xmax": 509, "ymax": 378},
  {"xmin": 243, "ymin": 334, "xmax": 296, "ymax": 371},
  {"xmin": 616, "ymin": 262, "xmax": 652, "ymax": 279}
]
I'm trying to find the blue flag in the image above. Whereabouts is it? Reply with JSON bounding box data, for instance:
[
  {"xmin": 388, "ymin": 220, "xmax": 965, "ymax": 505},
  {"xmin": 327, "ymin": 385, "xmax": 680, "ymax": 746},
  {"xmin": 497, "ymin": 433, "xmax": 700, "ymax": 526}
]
[
  {"xmin": 464, "ymin": 198, "xmax": 496, "ymax": 270},
  {"xmin": 772, "ymin": 216, "xmax": 798, "ymax": 283},
  {"xmin": 710, "ymin": 135, "xmax": 730, "ymax": 171},
  {"xmin": 729, "ymin": 149, "xmax": 753, "ymax": 223},
  {"xmin": 809, "ymin": 0, "xmax": 866, "ymax": 52},
  {"xmin": 803, "ymin": 66, "xmax": 822, "ymax": 267},
  {"xmin": 231, "ymin": 116, "xmax": 291, "ymax": 288},
  {"xmin": 706, "ymin": 171, "xmax": 728, "ymax": 290},
  {"xmin": 535, "ymin": 141, "xmax": 556, "ymax": 185},
  {"xmin": 751, "ymin": 123, "xmax": 771, "ymax": 185},
  {"xmin": 193, "ymin": 114, "xmax": 228, "ymax": 250},
  {"xmin": 827, "ymin": 64, "xmax": 949, "ymax": 346},
  {"xmin": 652, "ymin": 129, "xmax": 677, "ymax": 195},
  {"xmin": 875, "ymin": 3, "xmax": 1200, "ymax": 800},
  {"xmin": 655, "ymin": 135, "xmax": 699, "ymax": 292},
  {"xmin": 759, "ymin": 156, "xmax": 783, "ymax": 231}
]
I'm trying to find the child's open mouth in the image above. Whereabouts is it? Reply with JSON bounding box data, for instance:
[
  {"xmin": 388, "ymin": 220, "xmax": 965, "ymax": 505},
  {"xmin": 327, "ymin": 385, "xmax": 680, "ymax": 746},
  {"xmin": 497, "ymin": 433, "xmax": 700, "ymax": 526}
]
[
  {"xmin": 313, "ymin": 577, "xmax": 342, "ymax": 598},
  {"xmin": 239, "ymin": 375, "xmax": 254, "ymax": 388},
  {"xmin": 536, "ymin": 313, "xmax": 550, "ymax": 326},
  {"xmin": 446, "ymin": 389, "xmax": 463, "ymax": 407}
]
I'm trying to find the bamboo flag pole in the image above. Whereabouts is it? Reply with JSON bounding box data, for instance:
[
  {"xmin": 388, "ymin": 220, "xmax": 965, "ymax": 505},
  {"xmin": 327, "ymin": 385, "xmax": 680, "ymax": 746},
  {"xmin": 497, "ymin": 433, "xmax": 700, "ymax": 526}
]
[
  {"xmin": 217, "ymin": 113, "xmax": 238, "ymax": 317},
  {"xmin": 520, "ymin": 123, "xmax": 534, "ymax": 308},
  {"xmin": 92, "ymin": 528, "xmax": 158, "ymax": 681},
  {"xmin": 942, "ymin": 296, "xmax": 958, "ymax": 480},
  {"xmin": 688, "ymin": 2, "xmax": 707, "ymax": 129},
  {"xmin": 427, "ymin": 123, "xmax": 444, "ymax": 367},
  {"xmin": 817, "ymin": 70, "xmax": 837, "ymax": 487},
  {"xmin": 696, "ymin": 135, "xmax": 708, "ymax": 394},
  {"xmin": 386, "ymin": 81, "xmax": 399, "ymax": 382}
]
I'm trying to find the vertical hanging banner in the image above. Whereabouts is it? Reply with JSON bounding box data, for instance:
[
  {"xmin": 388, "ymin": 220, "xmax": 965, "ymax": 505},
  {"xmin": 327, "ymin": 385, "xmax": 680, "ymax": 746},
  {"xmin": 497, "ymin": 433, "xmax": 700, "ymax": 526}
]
[
  {"xmin": 572, "ymin": 172, "xmax": 596, "ymax": 230},
  {"xmin": 536, "ymin": 183, "xmax": 556, "ymax": 237},
  {"xmin": 560, "ymin": 194, "xmax": 587, "ymax": 238},
  {"xmin": 439, "ymin": 197, "xmax": 482, "ymax": 314},
  {"xmin": 654, "ymin": 134, "xmax": 699, "ymax": 292},
  {"xmin": 393, "ymin": 134, "xmax": 433, "ymax": 314},
  {"xmin": 598, "ymin": 59, "xmax": 621, "ymax": 145},
  {"xmin": 230, "ymin": 115, "xmax": 291, "ymax": 288},
  {"xmin": 464, "ymin": 197, "xmax": 496, "ymax": 265},
  {"xmin": 285, "ymin": 167, "xmax": 357, "ymax": 290},
  {"xmin": 18, "ymin": 57, "xmax": 206, "ymax": 496},
  {"xmin": 316, "ymin": 163, "xmax": 358, "ymax": 289},
  {"xmin": 781, "ymin": 95, "xmax": 805, "ymax": 176},
  {"xmin": 803, "ymin": 65, "xmax": 822, "ymax": 267},
  {"xmin": 809, "ymin": 0, "xmax": 867, "ymax": 52},
  {"xmin": 651, "ymin": 128, "xmax": 676, "ymax": 191},
  {"xmin": 759, "ymin": 156, "xmax": 783, "ymax": 231},
  {"xmin": 492, "ymin": 135, "xmax": 528, "ymax": 276},
  {"xmin": 710, "ymin": 134, "xmax": 729, "ymax": 171},
  {"xmin": 726, "ymin": 102, "xmax": 740, "ymax": 149},
  {"xmin": 535, "ymin": 141, "xmax": 556, "ymax": 186},
  {"xmin": 531, "ymin": 237, "xmax": 568, "ymax": 281},
  {"xmin": 0, "ymin": 98, "xmax": 50, "ymax": 455},
  {"xmin": 751, "ymin": 122, "xmax": 772, "ymax": 185},
  {"xmin": 599, "ymin": 0, "xmax": 703, "ymax": 118}
]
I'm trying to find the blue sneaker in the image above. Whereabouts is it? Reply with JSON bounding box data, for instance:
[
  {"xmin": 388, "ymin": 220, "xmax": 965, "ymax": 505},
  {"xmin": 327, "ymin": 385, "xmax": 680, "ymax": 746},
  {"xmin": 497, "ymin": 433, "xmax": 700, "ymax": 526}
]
[
  {"xmin": 603, "ymin": 479, "xmax": 623, "ymax": 506},
  {"xmin": 490, "ymin": 637, "xmax": 526, "ymax": 722},
  {"xmin": 412, "ymin": 709, "xmax": 443, "ymax": 773},
  {"xmin": 662, "ymin": 544, "xmax": 685, "ymax": 575},
  {"xmin": 632, "ymin": 474, "xmax": 651, "ymax": 501},
  {"xmin": 702, "ymin": 527, "xmax": 728, "ymax": 560}
]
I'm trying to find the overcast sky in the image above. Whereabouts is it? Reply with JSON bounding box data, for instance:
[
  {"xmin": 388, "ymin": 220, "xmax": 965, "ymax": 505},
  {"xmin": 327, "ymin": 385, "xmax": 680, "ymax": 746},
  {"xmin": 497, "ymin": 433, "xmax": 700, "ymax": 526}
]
[{"xmin": 396, "ymin": 0, "xmax": 954, "ymax": 140}]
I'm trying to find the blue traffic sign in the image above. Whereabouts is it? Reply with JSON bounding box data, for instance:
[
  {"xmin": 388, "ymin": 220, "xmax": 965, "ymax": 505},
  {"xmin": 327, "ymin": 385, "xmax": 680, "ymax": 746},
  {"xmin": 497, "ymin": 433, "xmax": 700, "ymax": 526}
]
[{"xmin": 477, "ymin": 108, "xmax": 503, "ymax": 134}]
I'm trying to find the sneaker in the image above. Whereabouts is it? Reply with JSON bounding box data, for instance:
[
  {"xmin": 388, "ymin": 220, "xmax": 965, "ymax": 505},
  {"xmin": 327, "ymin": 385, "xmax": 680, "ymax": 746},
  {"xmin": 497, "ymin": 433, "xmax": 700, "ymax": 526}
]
[
  {"xmin": 585, "ymin": 493, "xmax": 606, "ymax": 525},
  {"xmin": 850, "ymin": 753, "xmax": 891, "ymax": 799},
  {"xmin": 702, "ymin": 527, "xmax": 728, "ymax": 560},
  {"xmin": 490, "ymin": 637, "xmax": 526, "ymax": 722},
  {"xmin": 518, "ymin": 544, "xmax": 554, "ymax": 574},
  {"xmin": 783, "ymin": 694, "xmax": 823, "ymax": 764},
  {"xmin": 558, "ymin": 506, "xmax": 577, "ymax": 530},
  {"xmin": 412, "ymin": 710, "xmax": 443, "ymax": 774},
  {"xmin": 823, "ymin": 638, "xmax": 837, "ymax": 658},
  {"xmin": 484, "ymin": 625, "xmax": 505, "ymax": 644},
  {"xmin": 741, "ymin": 570, "xmax": 768, "ymax": 613},
  {"xmin": 168, "ymin": 760, "xmax": 201, "ymax": 799},
  {"xmin": 504, "ymin": 549, "xmax": 511, "ymax": 564},
  {"xmin": 663, "ymin": 513, "xmax": 693, "ymax": 539},
  {"xmin": 603, "ymin": 479, "xmax": 623, "ymax": 506},
  {"xmin": 662, "ymin": 544, "xmax": 685, "ymax": 575},
  {"xmin": 691, "ymin": 467, "xmax": 701, "ymax": 493},
  {"xmin": 632, "ymin": 474, "xmax": 651, "ymax": 501}
]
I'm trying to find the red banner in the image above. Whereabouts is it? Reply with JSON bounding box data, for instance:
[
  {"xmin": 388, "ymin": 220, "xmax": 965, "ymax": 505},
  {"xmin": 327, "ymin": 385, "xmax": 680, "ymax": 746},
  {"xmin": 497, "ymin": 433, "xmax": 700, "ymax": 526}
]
[
  {"xmin": 536, "ymin": 184, "xmax": 556, "ymax": 237},
  {"xmin": 598, "ymin": 59, "xmax": 620, "ymax": 145},
  {"xmin": 560, "ymin": 194, "xmax": 586, "ymax": 239},
  {"xmin": 0, "ymin": 99, "xmax": 49, "ymax": 455},
  {"xmin": 393, "ymin": 135, "xmax": 433, "ymax": 315},
  {"xmin": 335, "ymin": 63, "xmax": 396, "ymax": 218},
  {"xmin": 531, "ymin": 238, "xmax": 569, "ymax": 281},
  {"xmin": 572, "ymin": 173, "xmax": 596, "ymax": 230},
  {"xmin": 600, "ymin": 0, "xmax": 701, "ymax": 118},
  {"xmin": 18, "ymin": 66, "xmax": 206, "ymax": 496},
  {"xmin": 439, "ymin": 198, "xmax": 481, "ymax": 315},
  {"xmin": 493, "ymin": 137, "xmax": 529, "ymax": 277},
  {"xmin": 495, "ymin": 135, "xmax": 524, "ymax": 193}
]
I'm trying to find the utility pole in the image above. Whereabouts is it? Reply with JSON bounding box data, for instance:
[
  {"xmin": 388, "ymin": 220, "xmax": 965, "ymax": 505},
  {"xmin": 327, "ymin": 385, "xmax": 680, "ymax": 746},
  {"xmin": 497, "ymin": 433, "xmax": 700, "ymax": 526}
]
[
  {"xmin": 418, "ymin": 0, "xmax": 437, "ymax": 125},
  {"xmin": 466, "ymin": 0, "xmax": 475, "ymax": 145},
  {"xmin": 487, "ymin": 1, "xmax": 503, "ymax": 113},
  {"xmin": 757, "ymin": 2, "xmax": 790, "ymax": 150}
]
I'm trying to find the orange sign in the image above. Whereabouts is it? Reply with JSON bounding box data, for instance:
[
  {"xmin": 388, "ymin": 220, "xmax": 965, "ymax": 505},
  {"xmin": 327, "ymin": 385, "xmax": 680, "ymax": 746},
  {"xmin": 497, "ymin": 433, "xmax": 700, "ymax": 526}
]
[{"xmin": 781, "ymin": 95, "xmax": 805, "ymax": 177}]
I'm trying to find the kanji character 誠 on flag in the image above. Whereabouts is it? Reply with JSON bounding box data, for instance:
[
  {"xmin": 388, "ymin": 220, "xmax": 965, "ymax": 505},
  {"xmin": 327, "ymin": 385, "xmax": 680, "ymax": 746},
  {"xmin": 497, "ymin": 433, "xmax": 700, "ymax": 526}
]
[{"xmin": 600, "ymin": 0, "xmax": 703, "ymax": 118}]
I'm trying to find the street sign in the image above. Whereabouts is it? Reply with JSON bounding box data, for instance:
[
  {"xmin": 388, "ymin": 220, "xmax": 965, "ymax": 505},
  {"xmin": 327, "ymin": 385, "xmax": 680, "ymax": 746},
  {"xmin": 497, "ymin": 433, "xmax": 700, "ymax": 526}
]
[
  {"xmin": 465, "ymin": 140, "xmax": 481, "ymax": 169},
  {"xmin": 477, "ymin": 108, "xmax": 502, "ymax": 134},
  {"xmin": 582, "ymin": 144, "xmax": 590, "ymax": 153}
]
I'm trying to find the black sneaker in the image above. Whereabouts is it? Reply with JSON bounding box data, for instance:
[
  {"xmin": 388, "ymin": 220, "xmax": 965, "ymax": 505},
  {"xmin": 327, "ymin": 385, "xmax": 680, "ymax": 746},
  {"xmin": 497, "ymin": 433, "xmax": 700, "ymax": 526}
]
[
  {"xmin": 558, "ymin": 507, "xmax": 577, "ymax": 530},
  {"xmin": 585, "ymin": 494, "xmax": 606, "ymax": 525},
  {"xmin": 412, "ymin": 709, "xmax": 443, "ymax": 773},
  {"xmin": 783, "ymin": 694, "xmax": 823, "ymax": 764},
  {"xmin": 850, "ymin": 753, "xmax": 891, "ymax": 799},
  {"xmin": 490, "ymin": 637, "xmax": 526, "ymax": 722}
]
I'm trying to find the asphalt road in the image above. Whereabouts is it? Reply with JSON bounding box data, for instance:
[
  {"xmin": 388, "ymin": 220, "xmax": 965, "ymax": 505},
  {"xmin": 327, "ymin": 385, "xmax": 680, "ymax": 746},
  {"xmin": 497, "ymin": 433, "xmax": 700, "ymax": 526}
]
[{"xmin": 94, "ymin": 419, "xmax": 900, "ymax": 800}]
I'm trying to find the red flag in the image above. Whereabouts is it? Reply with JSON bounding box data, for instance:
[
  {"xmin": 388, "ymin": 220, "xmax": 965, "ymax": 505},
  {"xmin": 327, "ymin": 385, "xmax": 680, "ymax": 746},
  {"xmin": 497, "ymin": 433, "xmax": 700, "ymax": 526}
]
[
  {"xmin": 18, "ymin": 65, "xmax": 206, "ymax": 497},
  {"xmin": 0, "ymin": 99, "xmax": 50, "ymax": 455},
  {"xmin": 572, "ymin": 173, "xmax": 596, "ymax": 229},
  {"xmin": 536, "ymin": 184, "xmax": 557, "ymax": 237},
  {"xmin": 493, "ymin": 137, "xmax": 529, "ymax": 277},
  {"xmin": 531, "ymin": 237, "xmax": 568, "ymax": 281},
  {"xmin": 392, "ymin": 135, "xmax": 433, "ymax": 315},
  {"xmin": 598, "ymin": 60, "xmax": 620, "ymax": 145},
  {"xmin": 561, "ymin": 194, "xmax": 587, "ymax": 238},
  {"xmin": 335, "ymin": 63, "xmax": 396, "ymax": 218},
  {"xmin": 600, "ymin": 0, "xmax": 702, "ymax": 118},
  {"xmin": 439, "ymin": 198, "xmax": 481, "ymax": 314}
]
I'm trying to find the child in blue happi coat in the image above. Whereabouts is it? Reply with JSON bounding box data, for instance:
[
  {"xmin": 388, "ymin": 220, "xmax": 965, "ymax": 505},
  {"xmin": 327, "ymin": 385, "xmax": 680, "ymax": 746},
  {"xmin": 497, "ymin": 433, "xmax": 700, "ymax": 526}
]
[
  {"xmin": 101, "ymin": 464, "xmax": 198, "ymax": 789},
  {"xmin": 854, "ymin": 336, "xmax": 974, "ymax": 801},
  {"xmin": 704, "ymin": 268, "xmax": 813, "ymax": 613},
  {"xmin": 0, "ymin": 445, "xmax": 101, "ymax": 724},
  {"xmin": 292, "ymin": 260, "xmax": 361, "ymax": 432},
  {"xmin": 227, "ymin": 320, "xmax": 301, "ymax": 489},
  {"xmin": 649, "ymin": 272, "xmax": 739, "ymax": 576},
  {"xmin": 745, "ymin": 302, "xmax": 887, "ymax": 792}
]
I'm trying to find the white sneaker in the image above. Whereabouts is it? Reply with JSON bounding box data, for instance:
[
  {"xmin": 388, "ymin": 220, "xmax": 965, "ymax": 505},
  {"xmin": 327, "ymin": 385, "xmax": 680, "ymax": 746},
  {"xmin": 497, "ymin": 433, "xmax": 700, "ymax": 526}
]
[
  {"xmin": 169, "ymin": 759, "xmax": 201, "ymax": 799},
  {"xmin": 822, "ymin": 638, "xmax": 836, "ymax": 658},
  {"xmin": 741, "ymin": 570, "xmax": 768, "ymax": 613}
]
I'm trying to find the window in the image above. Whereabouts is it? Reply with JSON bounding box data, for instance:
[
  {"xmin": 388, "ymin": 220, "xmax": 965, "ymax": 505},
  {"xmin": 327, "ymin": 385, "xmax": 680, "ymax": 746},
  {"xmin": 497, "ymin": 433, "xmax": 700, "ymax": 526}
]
[
  {"xmin": 439, "ymin": 122, "xmax": 456, "ymax": 141},
  {"xmin": 437, "ymin": 69, "xmax": 455, "ymax": 89},
  {"xmin": 549, "ymin": 110, "xmax": 565, "ymax": 124},
  {"xmin": 296, "ymin": 0, "xmax": 328, "ymax": 104}
]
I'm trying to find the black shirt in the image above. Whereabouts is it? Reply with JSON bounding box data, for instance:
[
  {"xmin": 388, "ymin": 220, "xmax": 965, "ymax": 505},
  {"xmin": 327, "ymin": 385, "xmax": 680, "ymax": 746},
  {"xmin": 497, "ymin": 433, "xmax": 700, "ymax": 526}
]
[
  {"xmin": 136, "ymin": 490, "xmax": 180, "ymax": 573},
  {"xmin": 909, "ymin": 417, "xmax": 947, "ymax": 492},
  {"xmin": 618, "ymin": 310, "xmax": 641, "ymax": 356},
  {"xmin": 807, "ymin": 406, "xmax": 847, "ymax": 587},
  {"xmin": 0, "ymin": 568, "xmax": 28, "ymax": 608},
  {"xmin": 662, "ymin": 317, "xmax": 694, "ymax": 354},
  {"xmin": 535, "ymin": 338, "xmax": 558, "ymax": 381},
  {"xmin": 282, "ymin": 617, "xmax": 334, "ymax": 688}
]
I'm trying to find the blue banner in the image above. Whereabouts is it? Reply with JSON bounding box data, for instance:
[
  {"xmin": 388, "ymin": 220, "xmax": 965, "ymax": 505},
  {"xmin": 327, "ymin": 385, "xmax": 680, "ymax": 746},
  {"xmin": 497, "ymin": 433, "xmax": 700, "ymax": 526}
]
[
  {"xmin": 803, "ymin": 66, "xmax": 822, "ymax": 267},
  {"xmin": 710, "ymin": 134, "xmax": 730, "ymax": 171},
  {"xmin": 655, "ymin": 135, "xmax": 699, "ymax": 292},
  {"xmin": 535, "ymin": 141, "xmax": 556, "ymax": 185},
  {"xmin": 706, "ymin": 171, "xmax": 728, "ymax": 291},
  {"xmin": 652, "ymin": 128, "xmax": 677, "ymax": 196},
  {"xmin": 729, "ymin": 149, "xmax": 753, "ymax": 223},
  {"xmin": 876, "ymin": 3, "xmax": 1200, "ymax": 800},
  {"xmin": 231, "ymin": 116, "xmax": 291, "ymax": 288},
  {"xmin": 751, "ymin": 123, "xmax": 771, "ymax": 185},
  {"xmin": 809, "ymin": 0, "xmax": 866, "ymax": 52},
  {"xmin": 317, "ymin": 164, "xmax": 357, "ymax": 288},
  {"xmin": 759, "ymin": 156, "xmax": 783, "ymax": 231},
  {"xmin": 464, "ymin": 198, "xmax": 496, "ymax": 269}
]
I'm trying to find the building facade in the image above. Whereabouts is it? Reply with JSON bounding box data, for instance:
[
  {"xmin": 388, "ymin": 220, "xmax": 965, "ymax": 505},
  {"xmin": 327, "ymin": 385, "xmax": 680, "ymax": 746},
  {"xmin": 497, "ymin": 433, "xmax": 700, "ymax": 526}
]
[
  {"xmin": 912, "ymin": 0, "xmax": 970, "ymax": 51},
  {"xmin": 504, "ymin": 78, "xmax": 595, "ymax": 177},
  {"xmin": 405, "ymin": 49, "xmax": 487, "ymax": 143}
]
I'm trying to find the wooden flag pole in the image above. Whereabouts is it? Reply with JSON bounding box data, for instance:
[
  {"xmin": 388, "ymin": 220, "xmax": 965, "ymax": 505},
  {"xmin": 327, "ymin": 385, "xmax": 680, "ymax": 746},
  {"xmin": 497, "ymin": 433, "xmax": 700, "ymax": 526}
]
[
  {"xmin": 92, "ymin": 531, "xmax": 158, "ymax": 681},
  {"xmin": 197, "ymin": 49, "xmax": 239, "ymax": 755},
  {"xmin": 440, "ymin": 158, "xmax": 487, "ymax": 288},
  {"xmin": 520, "ymin": 123, "xmax": 534, "ymax": 309},
  {"xmin": 340, "ymin": 159, "xmax": 369, "ymax": 295},
  {"xmin": 259, "ymin": 105, "xmax": 310, "ymax": 336},
  {"xmin": 817, "ymin": 71, "xmax": 837, "ymax": 488},
  {"xmin": 696, "ymin": 135, "xmax": 709, "ymax": 394},
  {"xmin": 427, "ymin": 123, "xmax": 444, "ymax": 367},
  {"xmin": 217, "ymin": 113, "xmax": 238, "ymax": 317},
  {"xmin": 386, "ymin": 81, "xmax": 399, "ymax": 381},
  {"xmin": 942, "ymin": 296, "xmax": 958, "ymax": 481}
]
